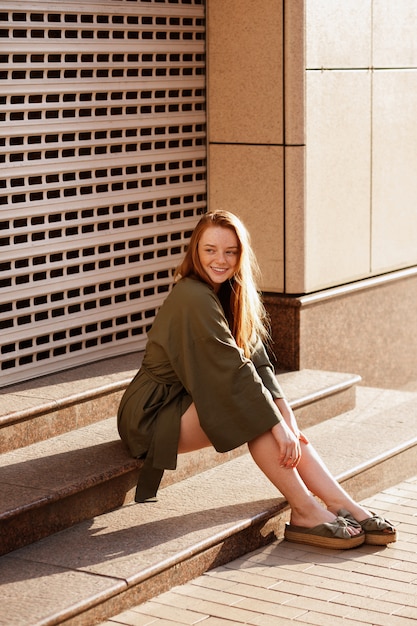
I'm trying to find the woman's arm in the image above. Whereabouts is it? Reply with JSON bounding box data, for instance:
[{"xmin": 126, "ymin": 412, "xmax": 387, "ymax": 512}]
[
  {"xmin": 274, "ymin": 397, "xmax": 301, "ymax": 439},
  {"xmin": 271, "ymin": 397, "xmax": 302, "ymax": 467}
]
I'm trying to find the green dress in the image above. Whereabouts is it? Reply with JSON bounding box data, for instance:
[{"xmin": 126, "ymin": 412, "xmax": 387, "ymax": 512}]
[{"xmin": 117, "ymin": 276, "xmax": 285, "ymax": 501}]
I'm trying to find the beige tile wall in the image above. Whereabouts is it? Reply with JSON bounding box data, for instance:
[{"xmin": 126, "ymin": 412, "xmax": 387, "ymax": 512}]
[
  {"xmin": 371, "ymin": 1, "xmax": 417, "ymax": 273},
  {"xmin": 283, "ymin": 0, "xmax": 306, "ymax": 293},
  {"xmin": 284, "ymin": 145, "xmax": 306, "ymax": 293},
  {"xmin": 305, "ymin": 0, "xmax": 372, "ymax": 69},
  {"xmin": 284, "ymin": 0, "xmax": 305, "ymax": 145},
  {"xmin": 303, "ymin": 0, "xmax": 417, "ymax": 292},
  {"xmin": 305, "ymin": 70, "xmax": 372, "ymax": 290},
  {"xmin": 303, "ymin": 1, "xmax": 372, "ymax": 292},
  {"xmin": 207, "ymin": 0, "xmax": 283, "ymax": 145},
  {"xmin": 372, "ymin": 70, "xmax": 417, "ymax": 272},
  {"xmin": 207, "ymin": 0, "xmax": 417, "ymax": 295},
  {"xmin": 373, "ymin": 0, "xmax": 417, "ymax": 67},
  {"xmin": 209, "ymin": 144, "xmax": 285, "ymax": 291},
  {"xmin": 207, "ymin": 0, "xmax": 285, "ymax": 291}
]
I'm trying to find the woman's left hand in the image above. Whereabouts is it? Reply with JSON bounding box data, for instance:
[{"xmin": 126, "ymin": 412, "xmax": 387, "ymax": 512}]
[
  {"xmin": 274, "ymin": 397, "xmax": 302, "ymax": 467},
  {"xmin": 271, "ymin": 419, "xmax": 301, "ymax": 468}
]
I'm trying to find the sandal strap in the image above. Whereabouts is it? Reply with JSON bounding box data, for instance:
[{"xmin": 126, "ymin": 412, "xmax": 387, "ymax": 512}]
[
  {"xmin": 338, "ymin": 508, "xmax": 395, "ymax": 533},
  {"xmin": 287, "ymin": 515, "xmax": 359, "ymax": 540},
  {"xmin": 338, "ymin": 508, "xmax": 362, "ymax": 528},
  {"xmin": 360, "ymin": 514, "xmax": 395, "ymax": 533},
  {"xmin": 322, "ymin": 516, "xmax": 357, "ymax": 539}
]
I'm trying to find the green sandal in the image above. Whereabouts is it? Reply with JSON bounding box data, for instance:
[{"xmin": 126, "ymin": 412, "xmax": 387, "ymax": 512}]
[
  {"xmin": 284, "ymin": 516, "xmax": 365, "ymax": 550},
  {"xmin": 338, "ymin": 508, "xmax": 397, "ymax": 546}
]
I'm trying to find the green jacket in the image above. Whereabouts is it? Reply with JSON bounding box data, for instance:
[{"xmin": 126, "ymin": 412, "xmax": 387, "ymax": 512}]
[{"xmin": 117, "ymin": 276, "xmax": 285, "ymax": 501}]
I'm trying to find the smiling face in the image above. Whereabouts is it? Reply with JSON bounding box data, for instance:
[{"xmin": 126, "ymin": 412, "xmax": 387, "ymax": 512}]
[{"xmin": 197, "ymin": 226, "xmax": 240, "ymax": 291}]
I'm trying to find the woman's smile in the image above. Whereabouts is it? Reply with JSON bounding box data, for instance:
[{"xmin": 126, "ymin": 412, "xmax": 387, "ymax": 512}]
[{"xmin": 198, "ymin": 226, "xmax": 239, "ymax": 290}]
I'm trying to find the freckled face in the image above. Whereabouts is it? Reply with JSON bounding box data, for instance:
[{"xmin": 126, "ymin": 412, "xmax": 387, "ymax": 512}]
[{"xmin": 198, "ymin": 226, "xmax": 239, "ymax": 291}]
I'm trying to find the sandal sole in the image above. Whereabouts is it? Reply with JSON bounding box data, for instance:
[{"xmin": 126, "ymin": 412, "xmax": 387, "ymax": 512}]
[
  {"xmin": 284, "ymin": 527, "xmax": 365, "ymax": 550},
  {"xmin": 338, "ymin": 509, "xmax": 398, "ymax": 546},
  {"xmin": 364, "ymin": 532, "xmax": 397, "ymax": 546}
]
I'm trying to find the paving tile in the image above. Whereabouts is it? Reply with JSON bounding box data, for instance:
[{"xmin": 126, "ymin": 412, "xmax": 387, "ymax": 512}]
[
  {"xmin": 177, "ymin": 579, "xmax": 298, "ymax": 607},
  {"xmin": 284, "ymin": 595, "xmax": 354, "ymax": 619},
  {"xmin": 331, "ymin": 591, "xmax": 406, "ymax": 613},
  {"xmin": 143, "ymin": 622, "xmax": 181, "ymax": 626},
  {"xmin": 371, "ymin": 492, "xmax": 414, "ymax": 506},
  {"xmin": 291, "ymin": 612, "xmax": 365, "ymax": 626},
  {"xmin": 388, "ymin": 547, "xmax": 417, "ymax": 566},
  {"xmin": 234, "ymin": 594, "xmax": 314, "ymax": 619},
  {"xmin": 312, "ymin": 561, "xmax": 416, "ymax": 584},
  {"xmin": 187, "ymin": 617, "xmax": 242, "ymax": 626},
  {"xmin": 380, "ymin": 480, "xmax": 417, "ymax": 496},
  {"xmin": 394, "ymin": 605, "xmax": 417, "ymax": 619},
  {"xmin": 351, "ymin": 550, "xmax": 412, "ymax": 569},
  {"xmin": 393, "ymin": 526, "xmax": 417, "ymax": 541},
  {"xmin": 109, "ymin": 477, "xmax": 417, "ymax": 626},
  {"xmin": 346, "ymin": 607, "xmax": 415, "ymax": 625},
  {"xmin": 130, "ymin": 598, "xmax": 208, "ymax": 624},
  {"xmin": 224, "ymin": 551, "xmax": 314, "ymax": 573},
  {"xmin": 390, "ymin": 559, "xmax": 417, "ymax": 575},
  {"xmin": 271, "ymin": 567, "xmax": 411, "ymax": 598},
  {"xmin": 379, "ymin": 589, "xmax": 417, "ymax": 607},
  {"xmin": 252, "ymin": 579, "xmax": 341, "ymax": 603},
  {"xmin": 108, "ymin": 620, "xmax": 179, "ymax": 626},
  {"xmin": 155, "ymin": 592, "xmax": 304, "ymax": 625},
  {"xmin": 190, "ymin": 574, "xmax": 242, "ymax": 593},
  {"xmin": 171, "ymin": 582, "xmax": 249, "ymax": 606},
  {"xmin": 206, "ymin": 565, "xmax": 298, "ymax": 590},
  {"xmin": 205, "ymin": 564, "xmax": 270, "ymax": 583},
  {"xmin": 104, "ymin": 611, "xmax": 158, "ymax": 625}
]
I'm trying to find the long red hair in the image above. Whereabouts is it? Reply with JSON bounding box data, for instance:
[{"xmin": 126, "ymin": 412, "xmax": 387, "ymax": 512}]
[{"xmin": 175, "ymin": 211, "xmax": 269, "ymax": 357}]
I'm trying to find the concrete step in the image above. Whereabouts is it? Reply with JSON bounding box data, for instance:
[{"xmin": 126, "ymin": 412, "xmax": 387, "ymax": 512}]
[
  {"xmin": 0, "ymin": 369, "xmax": 360, "ymax": 556},
  {"xmin": 0, "ymin": 355, "xmax": 358, "ymax": 454},
  {"xmin": 0, "ymin": 352, "xmax": 143, "ymax": 454},
  {"xmin": 1, "ymin": 385, "xmax": 416, "ymax": 626}
]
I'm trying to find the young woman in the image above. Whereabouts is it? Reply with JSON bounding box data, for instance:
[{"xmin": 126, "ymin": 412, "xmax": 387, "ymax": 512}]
[{"xmin": 118, "ymin": 210, "xmax": 396, "ymax": 549}]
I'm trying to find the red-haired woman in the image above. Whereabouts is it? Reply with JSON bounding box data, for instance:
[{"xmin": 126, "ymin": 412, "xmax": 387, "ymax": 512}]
[{"xmin": 118, "ymin": 211, "xmax": 396, "ymax": 548}]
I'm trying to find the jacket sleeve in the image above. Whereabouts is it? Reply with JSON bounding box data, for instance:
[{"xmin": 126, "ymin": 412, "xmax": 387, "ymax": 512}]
[
  {"xmin": 250, "ymin": 338, "xmax": 285, "ymax": 400},
  {"xmin": 164, "ymin": 280, "xmax": 283, "ymax": 452}
]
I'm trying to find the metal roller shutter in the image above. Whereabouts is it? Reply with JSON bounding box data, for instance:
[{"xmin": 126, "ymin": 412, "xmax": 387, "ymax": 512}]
[{"xmin": 0, "ymin": 0, "xmax": 206, "ymax": 387}]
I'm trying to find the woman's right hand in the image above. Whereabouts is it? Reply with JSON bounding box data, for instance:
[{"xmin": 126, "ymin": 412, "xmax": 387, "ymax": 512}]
[{"xmin": 271, "ymin": 420, "xmax": 301, "ymax": 468}]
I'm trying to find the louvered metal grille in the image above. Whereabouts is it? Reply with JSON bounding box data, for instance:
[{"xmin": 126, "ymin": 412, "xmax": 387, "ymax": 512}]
[{"xmin": 0, "ymin": 0, "xmax": 206, "ymax": 387}]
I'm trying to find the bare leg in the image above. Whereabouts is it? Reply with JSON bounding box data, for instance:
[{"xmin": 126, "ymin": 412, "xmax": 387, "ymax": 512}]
[
  {"xmin": 178, "ymin": 404, "xmax": 360, "ymax": 534},
  {"xmin": 273, "ymin": 398, "xmax": 372, "ymax": 522},
  {"xmin": 178, "ymin": 402, "xmax": 211, "ymax": 453},
  {"xmin": 248, "ymin": 430, "xmax": 359, "ymax": 533},
  {"xmin": 294, "ymin": 439, "xmax": 372, "ymax": 522}
]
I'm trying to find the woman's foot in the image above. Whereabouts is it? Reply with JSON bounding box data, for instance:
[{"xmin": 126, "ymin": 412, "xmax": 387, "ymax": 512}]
[
  {"xmin": 336, "ymin": 508, "xmax": 397, "ymax": 546},
  {"xmin": 330, "ymin": 503, "xmax": 372, "ymax": 523},
  {"xmin": 290, "ymin": 499, "xmax": 362, "ymax": 537},
  {"xmin": 285, "ymin": 501, "xmax": 365, "ymax": 549},
  {"xmin": 326, "ymin": 500, "xmax": 397, "ymax": 545}
]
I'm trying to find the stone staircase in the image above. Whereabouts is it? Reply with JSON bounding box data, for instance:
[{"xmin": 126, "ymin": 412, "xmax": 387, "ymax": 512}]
[{"xmin": 1, "ymin": 353, "xmax": 416, "ymax": 626}]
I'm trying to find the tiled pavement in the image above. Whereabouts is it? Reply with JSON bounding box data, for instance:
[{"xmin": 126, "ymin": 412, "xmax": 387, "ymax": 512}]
[{"xmin": 102, "ymin": 475, "xmax": 417, "ymax": 626}]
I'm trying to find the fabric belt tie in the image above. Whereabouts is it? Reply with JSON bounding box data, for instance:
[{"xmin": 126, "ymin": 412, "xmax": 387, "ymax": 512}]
[{"xmin": 135, "ymin": 455, "xmax": 164, "ymax": 502}]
